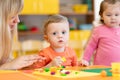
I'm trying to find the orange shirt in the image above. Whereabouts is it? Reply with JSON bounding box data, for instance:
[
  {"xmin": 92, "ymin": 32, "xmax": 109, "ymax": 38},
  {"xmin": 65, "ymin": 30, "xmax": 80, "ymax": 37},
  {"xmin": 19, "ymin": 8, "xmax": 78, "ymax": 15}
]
[{"xmin": 31, "ymin": 46, "xmax": 78, "ymax": 68}]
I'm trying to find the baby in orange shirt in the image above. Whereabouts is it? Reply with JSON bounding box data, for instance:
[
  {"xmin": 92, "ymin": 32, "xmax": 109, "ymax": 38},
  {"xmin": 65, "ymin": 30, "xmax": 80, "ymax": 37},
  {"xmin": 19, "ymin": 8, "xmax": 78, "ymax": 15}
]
[{"xmin": 30, "ymin": 15, "xmax": 78, "ymax": 68}]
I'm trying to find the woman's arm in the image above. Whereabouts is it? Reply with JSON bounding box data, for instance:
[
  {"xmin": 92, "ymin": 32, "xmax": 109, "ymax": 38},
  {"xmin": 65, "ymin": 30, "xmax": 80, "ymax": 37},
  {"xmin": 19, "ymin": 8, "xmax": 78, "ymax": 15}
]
[{"xmin": 0, "ymin": 54, "xmax": 43, "ymax": 70}]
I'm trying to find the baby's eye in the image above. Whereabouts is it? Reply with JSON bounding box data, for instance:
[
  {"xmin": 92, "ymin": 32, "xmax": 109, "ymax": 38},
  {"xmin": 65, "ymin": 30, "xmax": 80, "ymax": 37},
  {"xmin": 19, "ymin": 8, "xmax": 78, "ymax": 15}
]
[
  {"xmin": 115, "ymin": 14, "xmax": 119, "ymax": 16},
  {"xmin": 106, "ymin": 14, "xmax": 111, "ymax": 16},
  {"xmin": 53, "ymin": 32, "xmax": 57, "ymax": 35},
  {"xmin": 62, "ymin": 31, "xmax": 66, "ymax": 34}
]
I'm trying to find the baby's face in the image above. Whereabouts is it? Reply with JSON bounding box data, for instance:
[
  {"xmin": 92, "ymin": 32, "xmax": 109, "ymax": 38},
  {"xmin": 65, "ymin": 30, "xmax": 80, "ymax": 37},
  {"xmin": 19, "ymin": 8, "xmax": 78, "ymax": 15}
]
[
  {"xmin": 102, "ymin": 3, "xmax": 120, "ymax": 28},
  {"xmin": 45, "ymin": 22, "xmax": 69, "ymax": 48}
]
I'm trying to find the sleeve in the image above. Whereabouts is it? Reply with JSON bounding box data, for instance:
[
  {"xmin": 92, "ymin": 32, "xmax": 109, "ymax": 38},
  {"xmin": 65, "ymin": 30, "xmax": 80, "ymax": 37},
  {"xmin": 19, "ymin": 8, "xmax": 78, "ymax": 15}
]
[
  {"xmin": 83, "ymin": 27, "xmax": 100, "ymax": 62},
  {"xmin": 28, "ymin": 50, "xmax": 51, "ymax": 69}
]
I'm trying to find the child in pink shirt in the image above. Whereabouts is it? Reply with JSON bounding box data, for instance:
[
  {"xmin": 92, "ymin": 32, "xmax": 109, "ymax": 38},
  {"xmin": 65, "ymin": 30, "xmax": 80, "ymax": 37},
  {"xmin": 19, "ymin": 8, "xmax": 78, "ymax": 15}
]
[
  {"xmin": 30, "ymin": 15, "xmax": 78, "ymax": 68},
  {"xmin": 79, "ymin": 0, "xmax": 120, "ymax": 66}
]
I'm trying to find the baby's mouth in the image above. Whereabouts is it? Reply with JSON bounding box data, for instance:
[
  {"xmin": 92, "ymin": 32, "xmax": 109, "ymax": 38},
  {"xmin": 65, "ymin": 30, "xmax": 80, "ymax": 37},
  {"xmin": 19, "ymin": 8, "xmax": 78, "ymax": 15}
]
[
  {"xmin": 59, "ymin": 40, "xmax": 63, "ymax": 42},
  {"xmin": 111, "ymin": 22, "xmax": 116, "ymax": 24}
]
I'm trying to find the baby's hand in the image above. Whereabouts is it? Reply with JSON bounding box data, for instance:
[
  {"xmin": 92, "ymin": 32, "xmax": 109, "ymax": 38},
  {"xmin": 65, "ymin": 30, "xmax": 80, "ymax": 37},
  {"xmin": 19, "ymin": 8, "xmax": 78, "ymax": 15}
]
[
  {"xmin": 78, "ymin": 59, "xmax": 89, "ymax": 67},
  {"xmin": 50, "ymin": 56, "xmax": 63, "ymax": 67}
]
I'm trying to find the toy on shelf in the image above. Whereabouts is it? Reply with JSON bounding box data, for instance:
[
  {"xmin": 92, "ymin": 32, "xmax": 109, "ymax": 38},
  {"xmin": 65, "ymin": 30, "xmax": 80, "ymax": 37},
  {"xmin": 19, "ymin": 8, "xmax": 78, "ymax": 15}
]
[
  {"xmin": 18, "ymin": 22, "xmax": 28, "ymax": 31},
  {"xmin": 30, "ymin": 26, "xmax": 39, "ymax": 32}
]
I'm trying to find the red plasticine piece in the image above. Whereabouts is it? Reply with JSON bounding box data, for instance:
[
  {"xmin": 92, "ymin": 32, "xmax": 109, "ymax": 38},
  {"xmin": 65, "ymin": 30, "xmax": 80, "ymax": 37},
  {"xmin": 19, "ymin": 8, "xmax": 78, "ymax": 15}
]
[{"xmin": 51, "ymin": 72, "xmax": 56, "ymax": 75}]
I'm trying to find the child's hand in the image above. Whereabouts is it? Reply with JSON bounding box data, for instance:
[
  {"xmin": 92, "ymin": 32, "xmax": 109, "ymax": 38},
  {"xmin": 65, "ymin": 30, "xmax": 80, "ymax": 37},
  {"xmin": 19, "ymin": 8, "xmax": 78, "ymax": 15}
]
[
  {"xmin": 10, "ymin": 54, "xmax": 45, "ymax": 69},
  {"xmin": 78, "ymin": 59, "xmax": 89, "ymax": 67},
  {"xmin": 50, "ymin": 56, "xmax": 63, "ymax": 67}
]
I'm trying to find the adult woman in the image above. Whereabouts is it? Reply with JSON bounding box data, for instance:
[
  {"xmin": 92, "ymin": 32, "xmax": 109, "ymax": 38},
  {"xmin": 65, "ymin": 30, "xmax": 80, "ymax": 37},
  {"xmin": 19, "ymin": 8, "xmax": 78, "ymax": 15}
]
[{"xmin": 0, "ymin": 0, "xmax": 43, "ymax": 70}]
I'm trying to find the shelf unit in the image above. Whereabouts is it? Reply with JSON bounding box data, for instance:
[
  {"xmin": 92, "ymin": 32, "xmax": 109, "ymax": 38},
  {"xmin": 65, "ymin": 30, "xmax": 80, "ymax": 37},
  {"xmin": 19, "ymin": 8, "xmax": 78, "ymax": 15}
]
[
  {"xmin": 18, "ymin": 31, "xmax": 43, "ymax": 41},
  {"xmin": 60, "ymin": 11, "xmax": 93, "ymax": 16},
  {"xmin": 18, "ymin": 31, "xmax": 41, "ymax": 36},
  {"xmin": 16, "ymin": 0, "xmax": 94, "ymax": 59},
  {"xmin": 59, "ymin": 0, "xmax": 94, "ymax": 24},
  {"xmin": 18, "ymin": 0, "xmax": 94, "ymax": 40}
]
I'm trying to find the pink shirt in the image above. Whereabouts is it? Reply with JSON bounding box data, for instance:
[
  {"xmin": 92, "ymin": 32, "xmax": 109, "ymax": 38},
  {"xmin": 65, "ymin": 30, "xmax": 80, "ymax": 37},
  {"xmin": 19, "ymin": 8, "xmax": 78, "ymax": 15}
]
[
  {"xmin": 30, "ymin": 46, "xmax": 78, "ymax": 68},
  {"xmin": 83, "ymin": 25, "xmax": 120, "ymax": 66}
]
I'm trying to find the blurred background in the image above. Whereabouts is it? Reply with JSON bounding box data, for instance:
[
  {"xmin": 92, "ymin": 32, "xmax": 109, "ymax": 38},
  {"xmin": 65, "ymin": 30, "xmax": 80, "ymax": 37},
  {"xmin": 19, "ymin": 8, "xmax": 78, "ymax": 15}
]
[{"xmin": 12, "ymin": 0, "xmax": 103, "ymax": 60}]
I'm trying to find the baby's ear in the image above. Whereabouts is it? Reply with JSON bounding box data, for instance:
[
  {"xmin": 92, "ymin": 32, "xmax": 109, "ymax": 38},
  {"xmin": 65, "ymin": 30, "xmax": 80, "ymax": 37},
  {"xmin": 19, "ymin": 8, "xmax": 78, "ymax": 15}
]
[{"xmin": 44, "ymin": 35, "xmax": 49, "ymax": 41}]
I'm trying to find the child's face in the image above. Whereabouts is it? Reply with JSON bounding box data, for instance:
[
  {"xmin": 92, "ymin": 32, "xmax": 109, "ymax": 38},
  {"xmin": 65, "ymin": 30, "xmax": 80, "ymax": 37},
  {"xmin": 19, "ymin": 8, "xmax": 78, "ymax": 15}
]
[
  {"xmin": 102, "ymin": 3, "xmax": 120, "ymax": 27},
  {"xmin": 45, "ymin": 22, "xmax": 69, "ymax": 48}
]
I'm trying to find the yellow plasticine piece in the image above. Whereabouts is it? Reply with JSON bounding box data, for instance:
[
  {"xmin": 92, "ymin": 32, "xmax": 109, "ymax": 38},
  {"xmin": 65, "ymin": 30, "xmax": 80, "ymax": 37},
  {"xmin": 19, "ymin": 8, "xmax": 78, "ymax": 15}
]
[
  {"xmin": 61, "ymin": 57, "xmax": 66, "ymax": 62},
  {"xmin": 50, "ymin": 67, "xmax": 57, "ymax": 73}
]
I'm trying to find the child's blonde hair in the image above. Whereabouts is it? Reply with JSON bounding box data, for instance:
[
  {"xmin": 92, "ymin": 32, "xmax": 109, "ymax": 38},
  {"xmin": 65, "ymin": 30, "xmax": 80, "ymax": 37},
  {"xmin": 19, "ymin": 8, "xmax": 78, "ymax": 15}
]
[
  {"xmin": 43, "ymin": 14, "xmax": 68, "ymax": 35},
  {"xmin": 0, "ymin": 0, "xmax": 23, "ymax": 64},
  {"xmin": 99, "ymin": 0, "xmax": 120, "ymax": 23}
]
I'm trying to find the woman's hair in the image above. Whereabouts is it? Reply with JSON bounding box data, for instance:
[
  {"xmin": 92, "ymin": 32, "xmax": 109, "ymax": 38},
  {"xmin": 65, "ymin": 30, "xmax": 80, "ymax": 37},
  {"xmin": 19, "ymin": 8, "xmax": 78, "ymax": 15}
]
[
  {"xmin": 0, "ymin": 0, "xmax": 23, "ymax": 64},
  {"xmin": 99, "ymin": 0, "xmax": 120, "ymax": 23},
  {"xmin": 43, "ymin": 14, "xmax": 68, "ymax": 35}
]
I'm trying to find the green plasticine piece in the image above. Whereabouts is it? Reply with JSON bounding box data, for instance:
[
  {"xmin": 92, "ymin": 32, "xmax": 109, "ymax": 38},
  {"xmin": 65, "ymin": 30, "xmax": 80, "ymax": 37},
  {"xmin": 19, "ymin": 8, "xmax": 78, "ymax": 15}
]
[
  {"xmin": 44, "ymin": 68, "xmax": 50, "ymax": 72},
  {"xmin": 60, "ymin": 73, "xmax": 67, "ymax": 76},
  {"xmin": 75, "ymin": 71, "xmax": 79, "ymax": 74}
]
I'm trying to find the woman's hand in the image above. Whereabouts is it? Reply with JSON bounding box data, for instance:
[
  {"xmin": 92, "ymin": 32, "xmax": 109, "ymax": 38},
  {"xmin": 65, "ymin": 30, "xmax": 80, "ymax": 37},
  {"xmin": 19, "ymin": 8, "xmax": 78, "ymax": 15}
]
[{"xmin": 9, "ymin": 54, "xmax": 45, "ymax": 69}]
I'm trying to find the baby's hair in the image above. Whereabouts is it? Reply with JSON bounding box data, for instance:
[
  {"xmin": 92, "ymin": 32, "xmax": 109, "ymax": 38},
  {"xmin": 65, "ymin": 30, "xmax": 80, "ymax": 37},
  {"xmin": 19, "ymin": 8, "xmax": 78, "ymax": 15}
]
[
  {"xmin": 43, "ymin": 14, "xmax": 68, "ymax": 35},
  {"xmin": 99, "ymin": 0, "xmax": 120, "ymax": 23}
]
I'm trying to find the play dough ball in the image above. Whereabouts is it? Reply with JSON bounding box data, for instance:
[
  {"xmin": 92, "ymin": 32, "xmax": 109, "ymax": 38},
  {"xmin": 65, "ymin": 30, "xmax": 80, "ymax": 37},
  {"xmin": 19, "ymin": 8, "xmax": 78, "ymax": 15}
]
[
  {"xmin": 101, "ymin": 70, "xmax": 107, "ymax": 77},
  {"xmin": 44, "ymin": 68, "xmax": 50, "ymax": 72},
  {"xmin": 50, "ymin": 67, "xmax": 57, "ymax": 73},
  {"xmin": 51, "ymin": 72, "xmax": 56, "ymax": 75}
]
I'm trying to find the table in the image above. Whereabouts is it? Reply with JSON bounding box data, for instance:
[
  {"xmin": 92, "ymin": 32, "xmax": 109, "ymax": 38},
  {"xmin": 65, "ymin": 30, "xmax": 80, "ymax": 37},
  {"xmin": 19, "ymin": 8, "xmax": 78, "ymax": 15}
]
[{"xmin": 0, "ymin": 65, "xmax": 119, "ymax": 80}]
